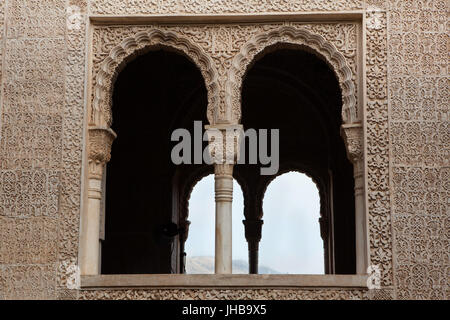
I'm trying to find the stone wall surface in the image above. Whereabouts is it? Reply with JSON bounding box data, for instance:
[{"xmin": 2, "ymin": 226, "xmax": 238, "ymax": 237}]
[
  {"xmin": 0, "ymin": 0, "xmax": 448, "ymax": 300},
  {"xmin": 384, "ymin": 0, "xmax": 448, "ymax": 300}
]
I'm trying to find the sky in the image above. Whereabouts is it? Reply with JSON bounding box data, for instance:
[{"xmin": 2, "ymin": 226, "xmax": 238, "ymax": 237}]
[{"xmin": 184, "ymin": 172, "xmax": 324, "ymax": 274}]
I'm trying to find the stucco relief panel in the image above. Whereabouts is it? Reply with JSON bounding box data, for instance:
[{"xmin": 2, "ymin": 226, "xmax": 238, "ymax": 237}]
[
  {"xmin": 90, "ymin": 0, "xmax": 363, "ymax": 15},
  {"xmin": 387, "ymin": 0, "xmax": 449, "ymax": 300},
  {"xmin": 90, "ymin": 22, "xmax": 358, "ymax": 125}
]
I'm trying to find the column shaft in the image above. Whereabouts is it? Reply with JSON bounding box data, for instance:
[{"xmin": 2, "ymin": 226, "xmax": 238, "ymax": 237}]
[
  {"xmin": 248, "ymin": 242, "xmax": 259, "ymax": 274},
  {"xmin": 214, "ymin": 164, "xmax": 233, "ymax": 274},
  {"xmin": 354, "ymin": 160, "xmax": 368, "ymax": 274}
]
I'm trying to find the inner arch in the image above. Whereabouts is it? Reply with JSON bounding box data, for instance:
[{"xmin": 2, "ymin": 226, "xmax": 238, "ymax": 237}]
[{"xmin": 261, "ymin": 172, "xmax": 323, "ymax": 274}]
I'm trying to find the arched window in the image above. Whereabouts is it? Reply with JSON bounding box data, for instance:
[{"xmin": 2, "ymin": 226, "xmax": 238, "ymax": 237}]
[
  {"xmin": 82, "ymin": 33, "xmax": 363, "ymax": 281},
  {"xmin": 100, "ymin": 49, "xmax": 208, "ymax": 274},
  {"xmin": 236, "ymin": 46, "xmax": 356, "ymax": 274},
  {"xmin": 185, "ymin": 174, "xmax": 246, "ymax": 274},
  {"xmin": 260, "ymin": 172, "xmax": 324, "ymax": 274}
]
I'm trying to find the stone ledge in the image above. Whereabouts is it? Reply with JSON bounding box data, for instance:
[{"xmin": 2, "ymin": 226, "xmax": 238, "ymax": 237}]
[{"xmin": 81, "ymin": 274, "xmax": 368, "ymax": 289}]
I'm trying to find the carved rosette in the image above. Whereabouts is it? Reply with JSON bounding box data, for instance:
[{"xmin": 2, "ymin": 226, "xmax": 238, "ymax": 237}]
[{"xmin": 88, "ymin": 127, "xmax": 117, "ymax": 179}]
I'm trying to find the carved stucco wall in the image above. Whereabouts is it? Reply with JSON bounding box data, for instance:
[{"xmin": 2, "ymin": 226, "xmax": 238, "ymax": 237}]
[
  {"xmin": 0, "ymin": 0, "xmax": 86, "ymax": 300},
  {"xmin": 0, "ymin": 0, "xmax": 448, "ymax": 300},
  {"xmin": 385, "ymin": 0, "xmax": 448, "ymax": 300}
]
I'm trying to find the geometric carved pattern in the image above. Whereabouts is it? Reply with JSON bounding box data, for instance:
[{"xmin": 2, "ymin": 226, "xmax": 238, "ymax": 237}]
[
  {"xmin": 79, "ymin": 288, "xmax": 368, "ymax": 300},
  {"xmin": 365, "ymin": 9, "xmax": 393, "ymax": 287},
  {"xmin": 0, "ymin": 170, "xmax": 59, "ymax": 217},
  {"xmin": 387, "ymin": 0, "xmax": 449, "ymax": 300},
  {"xmin": 0, "ymin": 0, "xmax": 69, "ymax": 300},
  {"xmin": 57, "ymin": 0, "xmax": 88, "ymax": 292}
]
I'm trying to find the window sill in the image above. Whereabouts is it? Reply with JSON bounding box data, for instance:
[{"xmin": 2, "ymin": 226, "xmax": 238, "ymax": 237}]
[{"xmin": 80, "ymin": 274, "xmax": 368, "ymax": 289}]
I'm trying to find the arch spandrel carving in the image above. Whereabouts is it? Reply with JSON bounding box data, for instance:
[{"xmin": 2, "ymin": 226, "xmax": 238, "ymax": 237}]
[
  {"xmin": 90, "ymin": 29, "xmax": 221, "ymax": 127},
  {"xmin": 225, "ymin": 26, "xmax": 358, "ymax": 125}
]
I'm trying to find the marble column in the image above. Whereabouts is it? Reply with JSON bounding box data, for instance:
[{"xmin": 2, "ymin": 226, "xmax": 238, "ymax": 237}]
[
  {"xmin": 214, "ymin": 164, "xmax": 234, "ymax": 274},
  {"xmin": 80, "ymin": 127, "xmax": 116, "ymax": 275},
  {"xmin": 353, "ymin": 157, "xmax": 367, "ymax": 274},
  {"xmin": 205, "ymin": 124, "xmax": 243, "ymax": 274}
]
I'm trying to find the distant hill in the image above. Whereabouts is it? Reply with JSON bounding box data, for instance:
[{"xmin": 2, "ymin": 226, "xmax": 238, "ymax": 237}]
[{"xmin": 186, "ymin": 256, "xmax": 280, "ymax": 274}]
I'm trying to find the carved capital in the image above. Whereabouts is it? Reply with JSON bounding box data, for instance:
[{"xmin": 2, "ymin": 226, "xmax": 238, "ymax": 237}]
[
  {"xmin": 341, "ymin": 124, "xmax": 364, "ymax": 164},
  {"xmin": 88, "ymin": 126, "xmax": 117, "ymax": 179},
  {"xmin": 205, "ymin": 124, "xmax": 243, "ymax": 165},
  {"xmin": 88, "ymin": 126, "xmax": 117, "ymax": 164}
]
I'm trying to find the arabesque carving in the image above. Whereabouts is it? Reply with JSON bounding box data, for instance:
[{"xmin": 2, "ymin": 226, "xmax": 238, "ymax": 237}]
[
  {"xmin": 226, "ymin": 26, "xmax": 358, "ymax": 124},
  {"xmin": 91, "ymin": 0, "xmax": 363, "ymax": 15},
  {"xmin": 91, "ymin": 29, "xmax": 220, "ymax": 126}
]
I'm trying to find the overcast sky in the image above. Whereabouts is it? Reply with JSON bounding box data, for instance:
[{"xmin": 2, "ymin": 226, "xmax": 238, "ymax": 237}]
[{"xmin": 185, "ymin": 172, "xmax": 324, "ymax": 274}]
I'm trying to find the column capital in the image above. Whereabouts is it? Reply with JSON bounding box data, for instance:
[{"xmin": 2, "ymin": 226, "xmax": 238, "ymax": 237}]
[
  {"xmin": 243, "ymin": 219, "xmax": 264, "ymax": 243},
  {"xmin": 88, "ymin": 126, "xmax": 116, "ymax": 179},
  {"xmin": 205, "ymin": 124, "xmax": 243, "ymax": 165},
  {"xmin": 88, "ymin": 126, "xmax": 117, "ymax": 164},
  {"xmin": 340, "ymin": 123, "xmax": 364, "ymax": 164}
]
